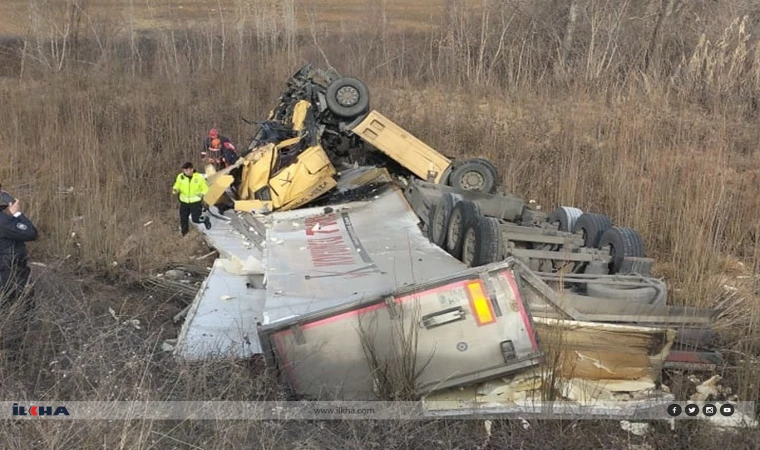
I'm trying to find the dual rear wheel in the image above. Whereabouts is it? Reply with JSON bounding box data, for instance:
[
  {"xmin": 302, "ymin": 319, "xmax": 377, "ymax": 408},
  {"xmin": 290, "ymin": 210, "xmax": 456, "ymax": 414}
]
[
  {"xmin": 429, "ymin": 193, "xmax": 503, "ymax": 268},
  {"xmin": 433, "ymin": 198, "xmax": 649, "ymax": 275}
]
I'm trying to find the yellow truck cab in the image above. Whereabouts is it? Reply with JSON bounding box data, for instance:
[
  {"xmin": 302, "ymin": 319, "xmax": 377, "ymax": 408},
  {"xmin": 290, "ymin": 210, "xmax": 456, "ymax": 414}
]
[{"xmin": 202, "ymin": 65, "xmax": 501, "ymax": 213}]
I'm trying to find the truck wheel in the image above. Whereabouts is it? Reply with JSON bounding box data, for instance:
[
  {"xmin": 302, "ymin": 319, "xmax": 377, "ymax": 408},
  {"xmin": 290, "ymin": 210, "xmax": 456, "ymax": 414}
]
[
  {"xmin": 430, "ymin": 192, "xmax": 460, "ymax": 248},
  {"xmin": 598, "ymin": 227, "xmax": 645, "ymax": 274},
  {"xmin": 548, "ymin": 206, "xmax": 583, "ymax": 232},
  {"xmin": 448, "ymin": 159, "xmax": 497, "ymax": 193},
  {"xmin": 446, "ymin": 199, "xmax": 483, "ymax": 259},
  {"xmin": 462, "ymin": 216, "xmax": 503, "ymax": 267},
  {"xmin": 424, "ymin": 204, "xmax": 437, "ymax": 239},
  {"xmin": 572, "ymin": 213, "xmax": 612, "ymax": 248},
  {"xmin": 585, "ymin": 282, "xmax": 661, "ymax": 305},
  {"xmin": 325, "ymin": 77, "xmax": 370, "ymax": 119},
  {"xmin": 470, "ymin": 158, "xmax": 499, "ymax": 183}
]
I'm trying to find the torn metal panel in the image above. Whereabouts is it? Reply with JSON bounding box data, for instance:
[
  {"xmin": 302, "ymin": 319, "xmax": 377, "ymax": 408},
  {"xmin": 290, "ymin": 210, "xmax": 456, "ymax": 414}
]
[
  {"xmin": 174, "ymin": 258, "xmax": 266, "ymax": 359},
  {"xmin": 194, "ymin": 208, "xmax": 265, "ymax": 274},
  {"xmin": 532, "ymin": 318, "xmax": 675, "ymax": 382},
  {"xmin": 262, "ymin": 185, "xmax": 468, "ymax": 326}
]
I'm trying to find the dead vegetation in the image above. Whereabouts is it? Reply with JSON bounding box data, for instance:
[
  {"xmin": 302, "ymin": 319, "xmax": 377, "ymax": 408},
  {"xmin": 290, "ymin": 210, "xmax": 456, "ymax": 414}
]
[{"xmin": 1, "ymin": 0, "xmax": 760, "ymax": 447}]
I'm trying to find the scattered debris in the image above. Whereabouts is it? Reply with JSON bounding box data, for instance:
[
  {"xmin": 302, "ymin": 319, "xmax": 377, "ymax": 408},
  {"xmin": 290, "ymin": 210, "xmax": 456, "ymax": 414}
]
[
  {"xmin": 173, "ymin": 305, "xmax": 191, "ymax": 323},
  {"xmin": 620, "ymin": 420, "xmax": 650, "ymax": 436},
  {"xmin": 164, "ymin": 269, "xmax": 185, "ymax": 280},
  {"xmin": 195, "ymin": 250, "xmax": 217, "ymax": 260},
  {"xmin": 689, "ymin": 375, "xmax": 721, "ymax": 402},
  {"xmin": 483, "ymin": 419, "xmax": 492, "ymax": 438},
  {"xmin": 122, "ymin": 319, "xmax": 141, "ymax": 330},
  {"xmin": 161, "ymin": 340, "xmax": 176, "ymax": 352}
]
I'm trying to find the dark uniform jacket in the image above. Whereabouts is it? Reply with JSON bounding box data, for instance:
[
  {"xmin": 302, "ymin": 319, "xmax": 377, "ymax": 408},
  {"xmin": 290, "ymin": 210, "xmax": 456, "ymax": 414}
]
[{"xmin": 0, "ymin": 212, "xmax": 38, "ymax": 269}]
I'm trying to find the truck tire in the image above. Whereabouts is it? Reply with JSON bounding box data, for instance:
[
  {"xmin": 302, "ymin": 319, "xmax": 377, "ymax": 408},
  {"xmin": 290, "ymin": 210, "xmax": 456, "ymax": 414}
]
[
  {"xmin": 446, "ymin": 199, "xmax": 483, "ymax": 259},
  {"xmin": 548, "ymin": 206, "xmax": 583, "ymax": 232},
  {"xmin": 325, "ymin": 77, "xmax": 370, "ymax": 119},
  {"xmin": 448, "ymin": 159, "xmax": 497, "ymax": 193},
  {"xmin": 425, "ymin": 204, "xmax": 437, "ymax": 239},
  {"xmin": 572, "ymin": 213, "xmax": 613, "ymax": 248},
  {"xmin": 598, "ymin": 227, "xmax": 645, "ymax": 274},
  {"xmin": 430, "ymin": 192, "xmax": 460, "ymax": 248},
  {"xmin": 585, "ymin": 282, "xmax": 661, "ymax": 305},
  {"xmin": 462, "ymin": 216, "xmax": 503, "ymax": 267},
  {"xmin": 471, "ymin": 158, "xmax": 499, "ymax": 183}
]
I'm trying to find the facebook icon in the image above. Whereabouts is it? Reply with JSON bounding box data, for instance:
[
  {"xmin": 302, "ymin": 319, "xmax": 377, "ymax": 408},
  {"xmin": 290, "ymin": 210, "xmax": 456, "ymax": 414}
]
[{"xmin": 667, "ymin": 404, "xmax": 682, "ymax": 417}]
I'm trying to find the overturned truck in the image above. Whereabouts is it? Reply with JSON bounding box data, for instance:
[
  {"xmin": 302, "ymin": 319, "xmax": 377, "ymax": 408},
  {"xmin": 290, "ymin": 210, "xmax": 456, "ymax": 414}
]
[{"xmin": 175, "ymin": 66, "xmax": 724, "ymax": 414}]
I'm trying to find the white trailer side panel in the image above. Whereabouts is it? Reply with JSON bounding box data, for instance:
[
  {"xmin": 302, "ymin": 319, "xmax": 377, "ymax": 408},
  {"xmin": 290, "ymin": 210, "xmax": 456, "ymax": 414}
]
[{"xmin": 263, "ymin": 186, "xmax": 468, "ymax": 326}]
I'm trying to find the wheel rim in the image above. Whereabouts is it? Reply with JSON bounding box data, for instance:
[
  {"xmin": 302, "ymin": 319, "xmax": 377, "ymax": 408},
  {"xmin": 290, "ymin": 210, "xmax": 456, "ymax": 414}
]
[
  {"xmin": 462, "ymin": 228, "xmax": 477, "ymax": 266},
  {"xmin": 336, "ymin": 86, "xmax": 359, "ymax": 106},
  {"xmin": 459, "ymin": 170, "xmax": 485, "ymax": 191},
  {"xmin": 447, "ymin": 211, "xmax": 462, "ymax": 250}
]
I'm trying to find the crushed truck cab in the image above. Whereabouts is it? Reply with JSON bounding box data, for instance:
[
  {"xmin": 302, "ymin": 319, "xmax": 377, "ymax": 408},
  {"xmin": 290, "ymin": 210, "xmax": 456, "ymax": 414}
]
[{"xmin": 203, "ymin": 64, "xmax": 501, "ymax": 215}]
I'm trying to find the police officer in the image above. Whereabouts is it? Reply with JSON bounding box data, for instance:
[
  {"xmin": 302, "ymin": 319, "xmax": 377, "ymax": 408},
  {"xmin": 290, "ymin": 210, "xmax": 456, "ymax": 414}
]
[
  {"xmin": 172, "ymin": 162, "xmax": 212, "ymax": 236},
  {"xmin": 0, "ymin": 188, "xmax": 38, "ymax": 309}
]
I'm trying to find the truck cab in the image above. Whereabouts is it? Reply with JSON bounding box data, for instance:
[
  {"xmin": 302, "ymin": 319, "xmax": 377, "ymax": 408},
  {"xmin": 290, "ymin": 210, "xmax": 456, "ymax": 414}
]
[{"xmin": 203, "ymin": 65, "xmax": 502, "ymax": 214}]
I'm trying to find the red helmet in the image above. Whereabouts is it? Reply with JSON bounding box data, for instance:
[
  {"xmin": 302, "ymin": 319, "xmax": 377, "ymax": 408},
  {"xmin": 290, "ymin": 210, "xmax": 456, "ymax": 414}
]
[{"xmin": 208, "ymin": 128, "xmax": 219, "ymax": 139}]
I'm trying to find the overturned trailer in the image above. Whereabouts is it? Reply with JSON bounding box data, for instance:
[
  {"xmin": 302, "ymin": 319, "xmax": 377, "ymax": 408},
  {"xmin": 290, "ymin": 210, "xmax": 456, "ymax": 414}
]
[
  {"xmin": 173, "ymin": 67, "xmax": 725, "ymax": 413},
  {"xmin": 174, "ymin": 169, "xmax": 720, "ymax": 409}
]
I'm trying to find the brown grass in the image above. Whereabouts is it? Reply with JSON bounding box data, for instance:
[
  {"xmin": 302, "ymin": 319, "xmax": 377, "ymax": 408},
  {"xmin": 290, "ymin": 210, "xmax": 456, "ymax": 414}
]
[{"xmin": 1, "ymin": 0, "xmax": 760, "ymax": 447}]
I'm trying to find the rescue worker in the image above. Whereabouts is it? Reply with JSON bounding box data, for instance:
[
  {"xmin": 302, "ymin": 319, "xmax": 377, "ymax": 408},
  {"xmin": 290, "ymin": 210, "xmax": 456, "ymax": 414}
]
[
  {"xmin": 201, "ymin": 128, "xmax": 237, "ymax": 163},
  {"xmin": 205, "ymin": 138, "xmax": 240, "ymax": 170},
  {"xmin": 204, "ymin": 138, "xmax": 224, "ymax": 170},
  {"xmin": 171, "ymin": 162, "xmax": 212, "ymax": 236},
  {"xmin": 0, "ymin": 188, "xmax": 38, "ymax": 311}
]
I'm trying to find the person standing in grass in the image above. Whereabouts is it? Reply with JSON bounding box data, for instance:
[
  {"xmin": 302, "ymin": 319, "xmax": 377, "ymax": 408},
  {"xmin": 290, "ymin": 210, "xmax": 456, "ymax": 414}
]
[
  {"xmin": 172, "ymin": 162, "xmax": 212, "ymax": 236},
  {"xmin": 0, "ymin": 187, "xmax": 37, "ymax": 312}
]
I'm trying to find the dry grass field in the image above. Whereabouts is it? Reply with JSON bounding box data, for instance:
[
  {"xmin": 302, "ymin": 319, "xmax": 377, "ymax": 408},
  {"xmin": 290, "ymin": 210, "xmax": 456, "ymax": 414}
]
[
  {"xmin": 1, "ymin": 0, "xmax": 760, "ymax": 448},
  {"xmin": 0, "ymin": 0, "xmax": 467, "ymax": 36}
]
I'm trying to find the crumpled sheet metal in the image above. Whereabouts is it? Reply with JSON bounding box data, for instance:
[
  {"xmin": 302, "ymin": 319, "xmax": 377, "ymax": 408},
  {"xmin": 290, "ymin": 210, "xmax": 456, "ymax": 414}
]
[
  {"xmin": 174, "ymin": 258, "xmax": 266, "ymax": 359},
  {"xmin": 261, "ymin": 185, "xmax": 467, "ymax": 327}
]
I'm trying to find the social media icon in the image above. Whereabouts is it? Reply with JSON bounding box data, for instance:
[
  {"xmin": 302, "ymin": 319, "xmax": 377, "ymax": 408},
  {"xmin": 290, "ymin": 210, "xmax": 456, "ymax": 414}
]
[
  {"xmin": 720, "ymin": 404, "xmax": 735, "ymax": 416},
  {"xmin": 685, "ymin": 404, "xmax": 700, "ymax": 416},
  {"xmin": 703, "ymin": 404, "xmax": 717, "ymax": 416},
  {"xmin": 667, "ymin": 404, "xmax": 682, "ymax": 417}
]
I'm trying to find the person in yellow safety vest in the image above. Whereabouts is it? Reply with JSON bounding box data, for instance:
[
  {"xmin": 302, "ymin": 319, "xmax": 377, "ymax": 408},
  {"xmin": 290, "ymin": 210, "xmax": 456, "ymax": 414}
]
[{"xmin": 171, "ymin": 162, "xmax": 211, "ymax": 236}]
